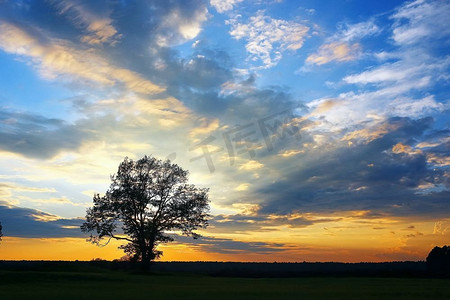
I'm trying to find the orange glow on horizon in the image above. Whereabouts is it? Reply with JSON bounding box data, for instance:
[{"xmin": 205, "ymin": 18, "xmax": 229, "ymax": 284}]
[
  {"xmin": 0, "ymin": 235, "xmax": 434, "ymax": 263},
  {"xmin": 0, "ymin": 213, "xmax": 445, "ymax": 263}
]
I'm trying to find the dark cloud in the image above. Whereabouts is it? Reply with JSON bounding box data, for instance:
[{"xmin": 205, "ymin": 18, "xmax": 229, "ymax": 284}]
[
  {"xmin": 209, "ymin": 213, "xmax": 336, "ymax": 233},
  {"xmin": 0, "ymin": 203, "xmax": 84, "ymax": 238},
  {"xmin": 0, "ymin": 1, "xmax": 83, "ymax": 44},
  {"xmin": 125, "ymin": 39, "xmax": 300, "ymax": 123},
  {"xmin": 112, "ymin": 0, "xmax": 207, "ymax": 46},
  {"xmin": 257, "ymin": 117, "xmax": 450, "ymax": 217},
  {"xmin": 0, "ymin": 111, "xmax": 94, "ymax": 159},
  {"xmin": 173, "ymin": 234, "xmax": 288, "ymax": 254}
]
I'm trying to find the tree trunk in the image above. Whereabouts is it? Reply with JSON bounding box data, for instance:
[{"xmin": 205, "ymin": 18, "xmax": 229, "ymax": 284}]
[
  {"xmin": 141, "ymin": 258, "xmax": 150, "ymax": 271},
  {"xmin": 140, "ymin": 243, "xmax": 150, "ymax": 271}
]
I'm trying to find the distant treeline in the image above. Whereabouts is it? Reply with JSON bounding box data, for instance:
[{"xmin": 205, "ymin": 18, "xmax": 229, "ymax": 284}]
[{"xmin": 0, "ymin": 260, "xmax": 435, "ymax": 277}]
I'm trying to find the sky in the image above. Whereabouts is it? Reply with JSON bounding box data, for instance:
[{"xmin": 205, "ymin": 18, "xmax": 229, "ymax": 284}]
[{"xmin": 0, "ymin": 0, "xmax": 449, "ymax": 262}]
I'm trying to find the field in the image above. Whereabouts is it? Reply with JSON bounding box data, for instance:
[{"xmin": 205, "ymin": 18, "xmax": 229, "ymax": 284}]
[{"xmin": 1, "ymin": 269, "xmax": 450, "ymax": 300}]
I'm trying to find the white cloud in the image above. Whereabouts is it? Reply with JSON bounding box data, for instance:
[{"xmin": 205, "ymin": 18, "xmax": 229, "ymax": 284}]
[
  {"xmin": 342, "ymin": 49, "xmax": 450, "ymax": 93},
  {"xmin": 210, "ymin": 0, "xmax": 243, "ymax": 13},
  {"xmin": 330, "ymin": 0, "xmax": 450, "ymax": 129},
  {"xmin": 343, "ymin": 63, "xmax": 422, "ymax": 84},
  {"xmin": 227, "ymin": 11, "xmax": 309, "ymax": 68},
  {"xmin": 391, "ymin": 0, "xmax": 450, "ymax": 45},
  {"xmin": 336, "ymin": 20, "xmax": 380, "ymax": 42},
  {"xmin": 304, "ymin": 53, "xmax": 446, "ymax": 132},
  {"xmin": 388, "ymin": 95, "xmax": 445, "ymax": 117},
  {"xmin": 155, "ymin": 6, "xmax": 209, "ymax": 46}
]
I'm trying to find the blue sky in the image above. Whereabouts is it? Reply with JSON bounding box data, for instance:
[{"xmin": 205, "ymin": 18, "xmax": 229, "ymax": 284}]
[{"xmin": 0, "ymin": 0, "xmax": 449, "ymax": 262}]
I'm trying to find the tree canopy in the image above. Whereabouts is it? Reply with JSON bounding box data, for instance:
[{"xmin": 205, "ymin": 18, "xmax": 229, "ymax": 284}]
[{"xmin": 81, "ymin": 156, "xmax": 210, "ymax": 267}]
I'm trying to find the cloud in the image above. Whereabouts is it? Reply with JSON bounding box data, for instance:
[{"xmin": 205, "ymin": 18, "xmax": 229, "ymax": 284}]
[
  {"xmin": 417, "ymin": 130, "xmax": 450, "ymax": 168},
  {"xmin": 239, "ymin": 160, "xmax": 264, "ymax": 171},
  {"xmin": 391, "ymin": 0, "xmax": 450, "ymax": 45},
  {"xmin": 235, "ymin": 183, "xmax": 249, "ymax": 191},
  {"xmin": 173, "ymin": 50, "xmax": 233, "ymax": 91},
  {"xmin": 50, "ymin": 0, "xmax": 121, "ymax": 45},
  {"xmin": 0, "ymin": 2, "xmax": 299, "ymax": 127},
  {"xmin": 174, "ymin": 234, "xmax": 287, "ymax": 254},
  {"xmin": 0, "ymin": 110, "xmax": 93, "ymax": 159},
  {"xmin": 305, "ymin": 20, "xmax": 380, "ymax": 66},
  {"xmin": 343, "ymin": 64, "xmax": 419, "ymax": 84},
  {"xmin": 336, "ymin": 10, "xmax": 449, "ymax": 122},
  {"xmin": 0, "ymin": 0, "xmax": 305, "ymax": 163},
  {"xmin": 0, "ymin": 22, "xmax": 164, "ymax": 94},
  {"xmin": 0, "ymin": 90, "xmax": 194, "ymax": 164},
  {"xmin": 170, "ymin": 68, "xmax": 299, "ymax": 125},
  {"xmin": 387, "ymin": 96, "xmax": 445, "ymax": 118},
  {"xmin": 153, "ymin": 3, "xmax": 209, "ymax": 47},
  {"xmin": 306, "ymin": 51, "xmax": 448, "ymax": 132},
  {"xmin": 335, "ymin": 20, "xmax": 380, "ymax": 42},
  {"xmin": 0, "ymin": 182, "xmax": 56, "ymax": 194},
  {"xmin": 0, "ymin": 203, "xmax": 84, "ymax": 238},
  {"xmin": 227, "ymin": 10, "xmax": 309, "ymax": 68},
  {"xmin": 256, "ymin": 117, "xmax": 450, "ymax": 217},
  {"xmin": 342, "ymin": 57, "xmax": 449, "ymax": 90},
  {"xmin": 306, "ymin": 42, "xmax": 360, "ymax": 65},
  {"xmin": 433, "ymin": 220, "xmax": 450, "ymax": 235},
  {"xmin": 278, "ymin": 149, "xmax": 304, "ymax": 158},
  {"xmin": 209, "ymin": 211, "xmax": 337, "ymax": 234},
  {"xmin": 210, "ymin": 0, "xmax": 243, "ymax": 13}
]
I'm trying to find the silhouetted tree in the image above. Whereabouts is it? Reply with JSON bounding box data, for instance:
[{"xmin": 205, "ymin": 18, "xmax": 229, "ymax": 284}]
[
  {"xmin": 81, "ymin": 156, "xmax": 210, "ymax": 269},
  {"xmin": 426, "ymin": 245, "xmax": 450, "ymax": 276}
]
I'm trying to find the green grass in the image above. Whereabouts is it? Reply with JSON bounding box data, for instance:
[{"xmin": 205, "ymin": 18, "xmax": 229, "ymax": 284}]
[{"xmin": 1, "ymin": 270, "xmax": 449, "ymax": 299}]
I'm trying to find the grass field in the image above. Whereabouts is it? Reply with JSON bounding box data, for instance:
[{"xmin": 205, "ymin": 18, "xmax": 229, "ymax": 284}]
[{"xmin": 1, "ymin": 270, "xmax": 450, "ymax": 299}]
